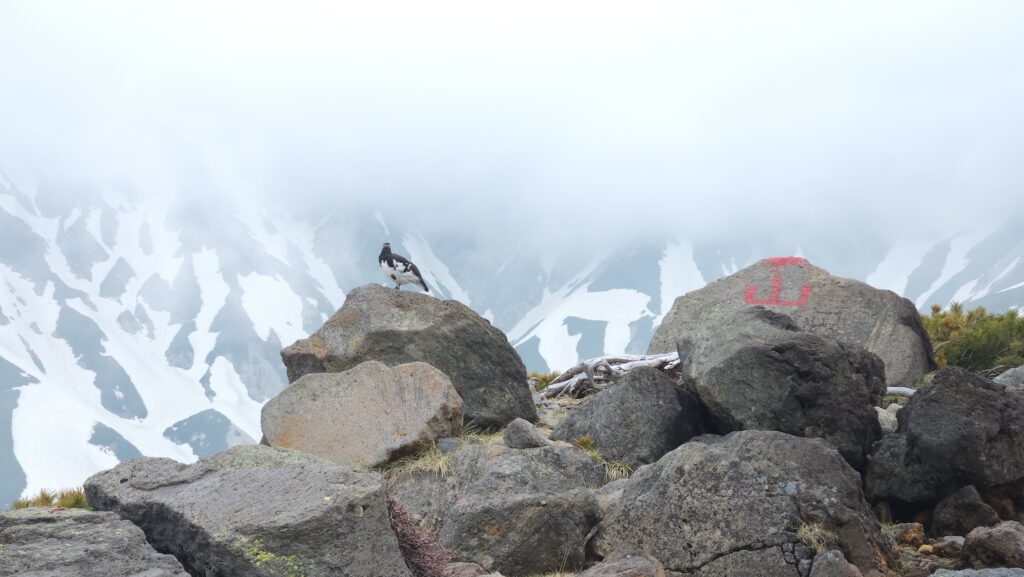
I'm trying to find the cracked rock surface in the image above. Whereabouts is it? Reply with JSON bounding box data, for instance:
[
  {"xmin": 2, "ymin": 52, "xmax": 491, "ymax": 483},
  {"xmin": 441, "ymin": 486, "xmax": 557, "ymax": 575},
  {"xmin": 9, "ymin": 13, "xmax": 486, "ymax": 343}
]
[
  {"xmin": 591, "ymin": 430, "xmax": 892, "ymax": 577},
  {"xmin": 0, "ymin": 507, "xmax": 188, "ymax": 577},
  {"xmin": 84, "ymin": 444, "xmax": 413, "ymax": 577}
]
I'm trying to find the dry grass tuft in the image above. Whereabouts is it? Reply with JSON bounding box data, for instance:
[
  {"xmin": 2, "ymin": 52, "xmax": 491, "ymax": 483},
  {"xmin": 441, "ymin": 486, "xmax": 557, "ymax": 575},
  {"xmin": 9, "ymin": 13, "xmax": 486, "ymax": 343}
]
[
  {"xmin": 571, "ymin": 436, "xmax": 634, "ymax": 482},
  {"xmin": 796, "ymin": 521, "xmax": 838, "ymax": 553},
  {"xmin": 12, "ymin": 487, "xmax": 91, "ymax": 511},
  {"xmin": 373, "ymin": 443, "xmax": 453, "ymax": 479},
  {"xmin": 459, "ymin": 425, "xmax": 503, "ymax": 446}
]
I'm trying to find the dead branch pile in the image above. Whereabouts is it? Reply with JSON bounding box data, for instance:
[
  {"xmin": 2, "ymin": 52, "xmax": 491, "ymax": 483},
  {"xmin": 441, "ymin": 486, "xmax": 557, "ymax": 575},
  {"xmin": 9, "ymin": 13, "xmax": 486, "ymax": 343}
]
[{"xmin": 539, "ymin": 352, "xmax": 680, "ymax": 399}]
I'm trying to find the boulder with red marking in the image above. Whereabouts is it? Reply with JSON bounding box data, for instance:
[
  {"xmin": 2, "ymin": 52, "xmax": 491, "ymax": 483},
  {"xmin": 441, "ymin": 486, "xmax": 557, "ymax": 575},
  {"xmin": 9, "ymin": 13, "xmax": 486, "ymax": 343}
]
[{"xmin": 648, "ymin": 257, "xmax": 933, "ymax": 387}]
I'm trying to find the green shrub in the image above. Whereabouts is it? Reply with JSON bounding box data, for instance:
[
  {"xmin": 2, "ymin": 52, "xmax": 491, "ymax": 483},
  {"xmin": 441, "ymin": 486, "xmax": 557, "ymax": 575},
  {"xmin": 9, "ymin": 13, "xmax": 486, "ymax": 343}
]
[{"xmin": 921, "ymin": 303, "xmax": 1024, "ymax": 372}]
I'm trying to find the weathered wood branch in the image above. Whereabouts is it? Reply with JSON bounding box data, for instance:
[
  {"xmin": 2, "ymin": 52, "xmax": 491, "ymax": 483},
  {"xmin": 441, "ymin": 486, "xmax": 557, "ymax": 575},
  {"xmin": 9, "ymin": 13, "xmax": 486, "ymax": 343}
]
[
  {"xmin": 540, "ymin": 352, "xmax": 680, "ymax": 399},
  {"xmin": 885, "ymin": 386, "xmax": 916, "ymax": 397}
]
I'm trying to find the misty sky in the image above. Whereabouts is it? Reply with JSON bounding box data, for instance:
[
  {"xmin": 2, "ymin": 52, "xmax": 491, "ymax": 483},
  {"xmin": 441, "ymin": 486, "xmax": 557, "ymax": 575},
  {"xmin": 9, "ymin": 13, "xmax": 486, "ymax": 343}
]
[{"xmin": 1, "ymin": 1, "xmax": 1023, "ymax": 250}]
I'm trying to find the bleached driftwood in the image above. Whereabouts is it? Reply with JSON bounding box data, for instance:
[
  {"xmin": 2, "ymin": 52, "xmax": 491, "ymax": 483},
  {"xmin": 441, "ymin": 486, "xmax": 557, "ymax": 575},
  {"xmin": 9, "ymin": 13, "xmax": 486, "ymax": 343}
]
[
  {"xmin": 540, "ymin": 352, "xmax": 680, "ymax": 399},
  {"xmin": 885, "ymin": 386, "xmax": 916, "ymax": 397}
]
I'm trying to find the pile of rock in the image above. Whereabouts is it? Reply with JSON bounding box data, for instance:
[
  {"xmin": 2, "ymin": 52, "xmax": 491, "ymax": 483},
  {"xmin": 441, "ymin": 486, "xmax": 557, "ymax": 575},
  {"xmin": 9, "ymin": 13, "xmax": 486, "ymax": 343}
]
[{"xmin": 8, "ymin": 262, "xmax": 1024, "ymax": 577}]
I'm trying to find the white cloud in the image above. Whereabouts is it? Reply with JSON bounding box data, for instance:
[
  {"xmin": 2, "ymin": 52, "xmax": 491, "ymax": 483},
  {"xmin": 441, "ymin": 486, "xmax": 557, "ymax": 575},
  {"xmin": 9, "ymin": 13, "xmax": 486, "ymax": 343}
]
[{"xmin": 1, "ymin": 0, "xmax": 1021, "ymax": 249}]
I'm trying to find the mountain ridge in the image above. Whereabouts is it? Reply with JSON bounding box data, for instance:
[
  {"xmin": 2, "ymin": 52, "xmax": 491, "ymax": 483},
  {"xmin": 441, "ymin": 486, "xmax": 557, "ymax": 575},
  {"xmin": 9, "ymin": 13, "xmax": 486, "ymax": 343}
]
[{"xmin": 1, "ymin": 179, "xmax": 1022, "ymax": 508}]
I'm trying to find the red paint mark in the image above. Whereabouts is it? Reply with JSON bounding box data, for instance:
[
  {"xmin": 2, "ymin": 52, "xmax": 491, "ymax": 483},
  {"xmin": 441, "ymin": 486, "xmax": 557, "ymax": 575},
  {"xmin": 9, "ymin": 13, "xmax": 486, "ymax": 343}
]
[
  {"xmin": 744, "ymin": 256, "xmax": 812, "ymax": 306},
  {"xmin": 763, "ymin": 256, "xmax": 807, "ymax": 266}
]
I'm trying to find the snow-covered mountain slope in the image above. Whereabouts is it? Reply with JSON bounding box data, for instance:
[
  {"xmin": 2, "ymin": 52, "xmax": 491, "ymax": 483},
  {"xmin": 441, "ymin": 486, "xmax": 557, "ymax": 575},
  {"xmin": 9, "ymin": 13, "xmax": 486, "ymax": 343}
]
[{"xmin": 1, "ymin": 177, "xmax": 1022, "ymax": 508}]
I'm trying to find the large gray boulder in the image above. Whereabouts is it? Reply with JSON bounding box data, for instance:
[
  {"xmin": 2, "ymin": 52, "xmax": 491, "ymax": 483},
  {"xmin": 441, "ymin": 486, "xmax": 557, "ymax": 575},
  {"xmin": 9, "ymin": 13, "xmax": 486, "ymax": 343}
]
[
  {"xmin": 261, "ymin": 360, "xmax": 463, "ymax": 468},
  {"xmin": 866, "ymin": 367, "xmax": 1024, "ymax": 505},
  {"xmin": 550, "ymin": 366, "xmax": 703, "ymax": 469},
  {"xmin": 0, "ymin": 507, "xmax": 189, "ymax": 577},
  {"xmin": 388, "ymin": 443, "xmax": 604, "ymax": 577},
  {"xmin": 440, "ymin": 444, "xmax": 604, "ymax": 577},
  {"xmin": 282, "ymin": 284, "xmax": 536, "ymax": 428},
  {"xmin": 591, "ymin": 430, "xmax": 892, "ymax": 577},
  {"xmin": 84, "ymin": 445, "xmax": 413, "ymax": 577},
  {"xmin": 674, "ymin": 307, "xmax": 885, "ymax": 469},
  {"xmin": 649, "ymin": 257, "xmax": 934, "ymax": 387}
]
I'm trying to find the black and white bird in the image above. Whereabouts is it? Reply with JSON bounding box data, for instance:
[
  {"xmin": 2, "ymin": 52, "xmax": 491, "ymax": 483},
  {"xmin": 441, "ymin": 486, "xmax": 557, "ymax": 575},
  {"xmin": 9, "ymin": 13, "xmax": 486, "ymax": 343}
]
[{"xmin": 378, "ymin": 242, "xmax": 429, "ymax": 292}]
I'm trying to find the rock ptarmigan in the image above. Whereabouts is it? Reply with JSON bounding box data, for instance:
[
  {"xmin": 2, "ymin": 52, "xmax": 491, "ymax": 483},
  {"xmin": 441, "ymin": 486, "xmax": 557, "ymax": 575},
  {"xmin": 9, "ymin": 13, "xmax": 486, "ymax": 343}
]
[{"xmin": 378, "ymin": 242, "xmax": 429, "ymax": 292}]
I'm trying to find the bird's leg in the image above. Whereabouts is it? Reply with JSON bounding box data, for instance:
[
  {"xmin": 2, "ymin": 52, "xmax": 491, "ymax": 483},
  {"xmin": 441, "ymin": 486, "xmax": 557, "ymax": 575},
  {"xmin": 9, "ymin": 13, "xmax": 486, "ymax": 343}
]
[{"xmin": 394, "ymin": 284, "xmax": 401, "ymax": 291}]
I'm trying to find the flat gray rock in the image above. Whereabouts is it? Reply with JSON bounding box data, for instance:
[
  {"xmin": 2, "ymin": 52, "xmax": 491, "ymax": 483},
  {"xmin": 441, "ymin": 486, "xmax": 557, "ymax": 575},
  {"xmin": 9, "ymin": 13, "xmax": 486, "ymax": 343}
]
[
  {"xmin": 85, "ymin": 445, "xmax": 413, "ymax": 577},
  {"xmin": 262, "ymin": 360, "xmax": 463, "ymax": 468},
  {"xmin": 0, "ymin": 507, "xmax": 188, "ymax": 577},
  {"xmin": 281, "ymin": 284, "xmax": 536, "ymax": 428},
  {"xmin": 649, "ymin": 257, "xmax": 933, "ymax": 387}
]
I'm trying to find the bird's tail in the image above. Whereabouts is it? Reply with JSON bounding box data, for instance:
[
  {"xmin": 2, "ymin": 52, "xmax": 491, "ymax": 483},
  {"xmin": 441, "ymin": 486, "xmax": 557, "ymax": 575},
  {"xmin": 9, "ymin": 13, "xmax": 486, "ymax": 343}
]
[{"xmin": 420, "ymin": 279, "xmax": 430, "ymax": 292}]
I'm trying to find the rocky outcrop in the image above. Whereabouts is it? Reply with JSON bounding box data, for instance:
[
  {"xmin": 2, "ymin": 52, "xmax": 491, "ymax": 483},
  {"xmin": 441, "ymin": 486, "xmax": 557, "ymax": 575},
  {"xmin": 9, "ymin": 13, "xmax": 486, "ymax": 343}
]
[
  {"xmin": 440, "ymin": 444, "xmax": 604, "ymax": 576},
  {"xmin": 648, "ymin": 257, "xmax": 933, "ymax": 387},
  {"xmin": 673, "ymin": 307, "xmax": 885, "ymax": 469},
  {"xmin": 931, "ymin": 486, "xmax": 1001, "ymax": 538},
  {"xmin": 0, "ymin": 507, "xmax": 189, "ymax": 577},
  {"xmin": 550, "ymin": 366, "xmax": 703, "ymax": 469},
  {"xmin": 388, "ymin": 442, "xmax": 604, "ymax": 577},
  {"xmin": 592, "ymin": 430, "xmax": 892, "ymax": 577},
  {"xmin": 281, "ymin": 284, "xmax": 536, "ymax": 428},
  {"xmin": 262, "ymin": 360, "xmax": 462, "ymax": 468},
  {"xmin": 866, "ymin": 367, "xmax": 1024, "ymax": 505},
  {"xmin": 84, "ymin": 445, "xmax": 413, "ymax": 577},
  {"xmin": 502, "ymin": 418, "xmax": 550, "ymax": 449},
  {"xmin": 962, "ymin": 521, "xmax": 1024, "ymax": 569}
]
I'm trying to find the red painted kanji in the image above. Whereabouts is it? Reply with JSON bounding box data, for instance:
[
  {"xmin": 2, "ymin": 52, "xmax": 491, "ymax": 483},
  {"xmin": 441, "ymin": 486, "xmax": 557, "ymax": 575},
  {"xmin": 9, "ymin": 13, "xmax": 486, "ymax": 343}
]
[{"xmin": 744, "ymin": 256, "xmax": 811, "ymax": 306}]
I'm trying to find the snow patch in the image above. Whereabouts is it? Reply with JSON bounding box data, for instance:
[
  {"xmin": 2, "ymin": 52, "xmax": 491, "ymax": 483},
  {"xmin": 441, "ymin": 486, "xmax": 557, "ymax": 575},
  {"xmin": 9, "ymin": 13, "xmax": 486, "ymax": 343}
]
[
  {"xmin": 239, "ymin": 273, "xmax": 306, "ymax": 345},
  {"xmin": 657, "ymin": 239, "xmax": 704, "ymax": 322},
  {"xmin": 866, "ymin": 239, "xmax": 937, "ymax": 294},
  {"xmin": 915, "ymin": 228, "xmax": 993, "ymax": 308}
]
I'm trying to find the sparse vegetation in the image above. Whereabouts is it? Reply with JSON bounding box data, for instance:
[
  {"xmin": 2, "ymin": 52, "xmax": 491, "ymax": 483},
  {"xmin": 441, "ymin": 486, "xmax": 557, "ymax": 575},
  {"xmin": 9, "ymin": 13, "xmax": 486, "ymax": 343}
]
[
  {"xmin": 795, "ymin": 521, "xmax": 838, "ymax": 553},
  {"xmin": 231, "ymin": 537, "xmax": 309, "ymax": 577},
  {"xmin": 528, "ymin": 371, "xmax": 562, "ymax": 392},
  {"xmin": 571, "ymin": 435, "xmax": 634, "ymax": 482},
  {"xmin": 880, "ymin": 521, "xmax": 900, "ymax": 540},
  {"xmin": 922, "ymin": 303, "xmax": 1024, "ymax": 372},
  {"xmin": 459, "ymin": 425, "xmax": 504, "ymax": 446},
  {"xmin": 11, "ymin": 487, "xmax": 91, "ymax": 511},
  {"xmin": 374, "ymin": 443, "xmax": 454, "ymax": 479}
]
